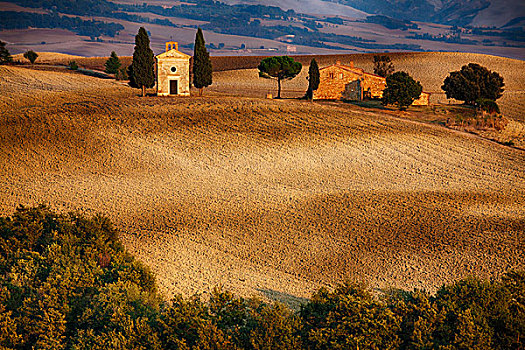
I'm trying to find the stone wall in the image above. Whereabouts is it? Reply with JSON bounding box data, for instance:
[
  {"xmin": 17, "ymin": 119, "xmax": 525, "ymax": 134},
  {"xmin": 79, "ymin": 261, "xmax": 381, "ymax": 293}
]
[
  {"xmin": 313, "ymin": 65, "xmax": 363, "ymax": 100},
  {"xmin": 362, "ymin": 73, "xmax": 386, "ymax": 99},
  {"xmin": 314, "ymin": 63, "xmax": 386, "ymax": 101},
  {"xmin": 412, "ymin": 92, "xmax": 431, "ymax": 106},
  {"xmin": 156, "ymin": 55, "xmax": 190, "ymax": 96},
  {"xmin": 342, "ymin": 80, "xmax": 362, "ymax": 100}
]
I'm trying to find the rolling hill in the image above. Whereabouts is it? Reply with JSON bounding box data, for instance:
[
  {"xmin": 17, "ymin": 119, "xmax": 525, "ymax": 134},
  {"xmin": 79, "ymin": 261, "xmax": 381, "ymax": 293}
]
[{"xmin": 1, "ymin": 53, "xmax": 523, "ymax": 304}]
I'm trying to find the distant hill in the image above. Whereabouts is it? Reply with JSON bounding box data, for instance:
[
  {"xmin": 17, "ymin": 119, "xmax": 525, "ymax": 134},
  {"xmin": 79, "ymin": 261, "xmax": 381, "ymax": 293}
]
[
  {"xmin": 0, "ymin": 0, "xmax": 524, "ymax": 59},
  {"xmin": 221, "ymin": 0, "xmax": 367, "ymax": 18},
  {"xmin": 319, "ymin": 0, "xmax": 525, "ymax": 28},
  {"xmin": 222, "ymin": 0, "xmax": 525, "ymax": 28}
]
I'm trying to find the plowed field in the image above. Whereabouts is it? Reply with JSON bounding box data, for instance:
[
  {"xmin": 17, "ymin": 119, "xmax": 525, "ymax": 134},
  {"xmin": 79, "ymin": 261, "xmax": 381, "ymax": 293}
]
[{"xmin": 1, "ymin": 64, "xmax": 523, "ymax": 305}]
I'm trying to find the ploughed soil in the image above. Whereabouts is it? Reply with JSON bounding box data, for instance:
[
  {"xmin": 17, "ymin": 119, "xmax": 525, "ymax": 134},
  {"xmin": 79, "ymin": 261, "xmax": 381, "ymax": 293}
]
[{"xmin": 1, "ymin": 64, "xmax": 523, "ymax": 306}]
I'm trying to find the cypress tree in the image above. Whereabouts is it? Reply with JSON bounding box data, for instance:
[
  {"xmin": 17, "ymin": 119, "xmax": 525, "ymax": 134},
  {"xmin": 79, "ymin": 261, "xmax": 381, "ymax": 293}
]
[
  {"xmin": 130, "ymin": 27, "xmax": 155, "ymax": 97},
  {"xmin": 193, "ymin": 28, "xmax": 212, "ymax": 96},
  {"xmin": 104, "ymin": 51, "xmax": 121, "ymax": 75},
  {"xmin": 0, "ymin": 41, "xmax": 13, "ymax": 65},
  {"xmin": 306, "ymin": 58, "xmax": 320, "ymax": 100}
]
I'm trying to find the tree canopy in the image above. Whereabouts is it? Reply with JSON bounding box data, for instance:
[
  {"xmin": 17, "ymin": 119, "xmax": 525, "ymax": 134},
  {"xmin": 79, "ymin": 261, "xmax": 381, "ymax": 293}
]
[
  {"xmin": 23, "ymin": 50, "xmax": 38, "ymax": 64},
  {"xmin": 0, "ymin": 40, "xmax": 12, "ymax": 64},
  {"xmin": 382, "ymin": 71, "xmax": 423, "ymax": 110},
  {"xmin": 258, "ymin": 56, "xmax": 302, "ymax": 99},
  {"xmin": 104, "ymin": 51, "xmax": 121, "ymax": 74},
  {"xmin": 193, "ymin": 27, "xmax": 213, "ymax": 96},
  {"xmin": 306, "ymin": 58, "xmax": 320, "ymax": 100},
  {"xmin": 442, "ymin": 63, "xmax": 504, "ymax": 105},
  {"xmin": 130, "ymin": 27, "xmax": 155, "ymax": 97},
  {"xmin": 373, "ymin": 54, "xmax": 394, "ymax": 77},
  {"xmin": 0, "ymin": 206, "xmax": 523, "ymax": 349}
]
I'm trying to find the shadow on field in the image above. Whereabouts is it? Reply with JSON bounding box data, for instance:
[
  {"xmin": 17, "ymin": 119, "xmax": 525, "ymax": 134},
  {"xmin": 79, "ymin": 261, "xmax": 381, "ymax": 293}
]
[
  {"xmin": 256, "ymin": 288, "xmax": 310, "ymax": 309},
  {"xmin": 77, "ymin": 68, "xmax": 112, "ymax": 79},
  {"xmin": 345, "ymin": 99, "xmax": 390, "ymax": 110}
]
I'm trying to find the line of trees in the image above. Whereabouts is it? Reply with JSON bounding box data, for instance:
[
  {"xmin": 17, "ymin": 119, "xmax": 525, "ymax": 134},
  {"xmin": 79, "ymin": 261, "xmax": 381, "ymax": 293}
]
[
  {"xmin": 0, "ymin": 11, "xmax": 124, "ymax": 38},
  {"xmin": 0, "ymin": 205, "xmax": 523, "ymax": 349}
]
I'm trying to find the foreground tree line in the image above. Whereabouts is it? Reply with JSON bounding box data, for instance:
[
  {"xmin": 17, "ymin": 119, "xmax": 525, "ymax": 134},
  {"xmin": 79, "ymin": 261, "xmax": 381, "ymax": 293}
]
[{"xmin": 0, "ymin": 206, "xmax": 523, "ymax": 349}]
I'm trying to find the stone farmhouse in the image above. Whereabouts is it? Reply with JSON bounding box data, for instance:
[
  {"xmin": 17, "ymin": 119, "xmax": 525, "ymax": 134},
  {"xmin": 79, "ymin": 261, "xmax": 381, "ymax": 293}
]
[
  {"xmin": 313, "ymin": 61, "xmax": 430, "ymax": 105},
  {"xmin": 156, "ymin": 42, "xmax": 191, "ymax": 96}
]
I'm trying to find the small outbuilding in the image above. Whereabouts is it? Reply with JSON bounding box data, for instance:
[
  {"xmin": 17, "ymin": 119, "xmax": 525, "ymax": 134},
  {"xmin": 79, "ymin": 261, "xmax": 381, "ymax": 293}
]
[{"xmin": 156, "ymin": 42, "xmax": 191, "ymax": 96}]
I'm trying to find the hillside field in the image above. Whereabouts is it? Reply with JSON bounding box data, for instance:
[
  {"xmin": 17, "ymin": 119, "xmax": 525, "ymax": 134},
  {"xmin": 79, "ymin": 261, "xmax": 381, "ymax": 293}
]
[
  {"xmin": 1, "ymin": 52, "xmax": 524, "ymax": 305},
  {"xmin": 17, "ymin": 51, "xmax": 525, "ymax": 123}
]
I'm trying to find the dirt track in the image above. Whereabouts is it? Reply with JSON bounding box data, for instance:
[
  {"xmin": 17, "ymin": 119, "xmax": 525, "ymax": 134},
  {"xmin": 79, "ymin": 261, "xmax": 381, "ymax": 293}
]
[{"xmin": 1, "ymin": 64, "xmax": 524, "ymax": 305}]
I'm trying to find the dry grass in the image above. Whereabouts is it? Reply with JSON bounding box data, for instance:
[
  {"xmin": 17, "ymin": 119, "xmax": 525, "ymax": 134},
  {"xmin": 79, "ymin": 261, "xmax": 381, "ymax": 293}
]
[
  {"xmin": 12, "ymin": 52, "xmax": 83, "ymax": 64},
  {"xmin": 1, "ymin": 64, "xmax": 524, "ymax": 306}
]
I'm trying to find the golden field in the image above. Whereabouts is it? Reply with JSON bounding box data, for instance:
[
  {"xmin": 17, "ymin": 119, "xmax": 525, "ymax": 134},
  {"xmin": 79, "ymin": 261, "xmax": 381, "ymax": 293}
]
[
  {"xmin": 19, "ymin": 51, "xmax": 524, "ymax": 123},
  {"xmin": 1, "ymin": 52, "xmax": 524, "ymax": 305},
  {"xmin": 211, "ymin": 52, "xmax": 525, "ymax": 121}
]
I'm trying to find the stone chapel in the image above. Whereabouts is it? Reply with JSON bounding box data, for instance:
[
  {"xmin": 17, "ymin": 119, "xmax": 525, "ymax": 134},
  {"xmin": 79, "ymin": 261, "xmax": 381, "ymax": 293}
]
[{"xmin": 155, "ymin": 42, "xmax": 191, "ymax": 96}]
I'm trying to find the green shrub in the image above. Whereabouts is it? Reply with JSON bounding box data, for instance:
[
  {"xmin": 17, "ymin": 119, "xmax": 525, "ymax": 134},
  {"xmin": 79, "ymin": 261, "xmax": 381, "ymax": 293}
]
[
  {"xmin": 68, "ymin": 60, "xmax": 79, "ymax": 70},
  {"xmin": 300, "ymin": 282, "xmax": 401, "ymax": 349},
  {"xmin": 475, "ymin": 98, "xmax": 500, "ymax": 114},
  {"xmin": 23, "ymin": 50, "xmax": 38, "ymax": 64}
]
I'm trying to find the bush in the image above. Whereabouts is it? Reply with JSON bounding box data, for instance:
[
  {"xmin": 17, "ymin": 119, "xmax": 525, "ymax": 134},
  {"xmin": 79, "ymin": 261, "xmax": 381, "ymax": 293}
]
[
  {"xmin": 1, "ymin": 206, "xmax": 523, "ymax": 349},
  {"xmin": 476, "ymin": 98, "xmax": 500, "ymax": 114},
  {"xmin": 68, "ymin": 60, "xmax": 78, "ymax": 70},
  {"xmin": 0, "ymin": 206, "xmax": 161, "ymax": 350},
  {"xmin": 300, "ymin": 282, "xmax": 401, "ymax": 349},
  {"xmin": 23, "ymin": 50, "xmax": 38, "ymax": 64}
]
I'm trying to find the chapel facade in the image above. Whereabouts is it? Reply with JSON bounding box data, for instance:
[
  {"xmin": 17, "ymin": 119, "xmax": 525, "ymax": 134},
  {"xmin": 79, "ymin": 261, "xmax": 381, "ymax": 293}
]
[{"xmin": 156, "ymin": 42, "xmax": 191, "ymax": 96}]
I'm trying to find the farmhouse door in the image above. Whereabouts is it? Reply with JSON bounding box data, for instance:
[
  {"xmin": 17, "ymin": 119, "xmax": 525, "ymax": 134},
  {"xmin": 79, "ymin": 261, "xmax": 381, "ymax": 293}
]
[{"xmin": 169, "ymin": 80, "xmax": 178, "ymax": 95}]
